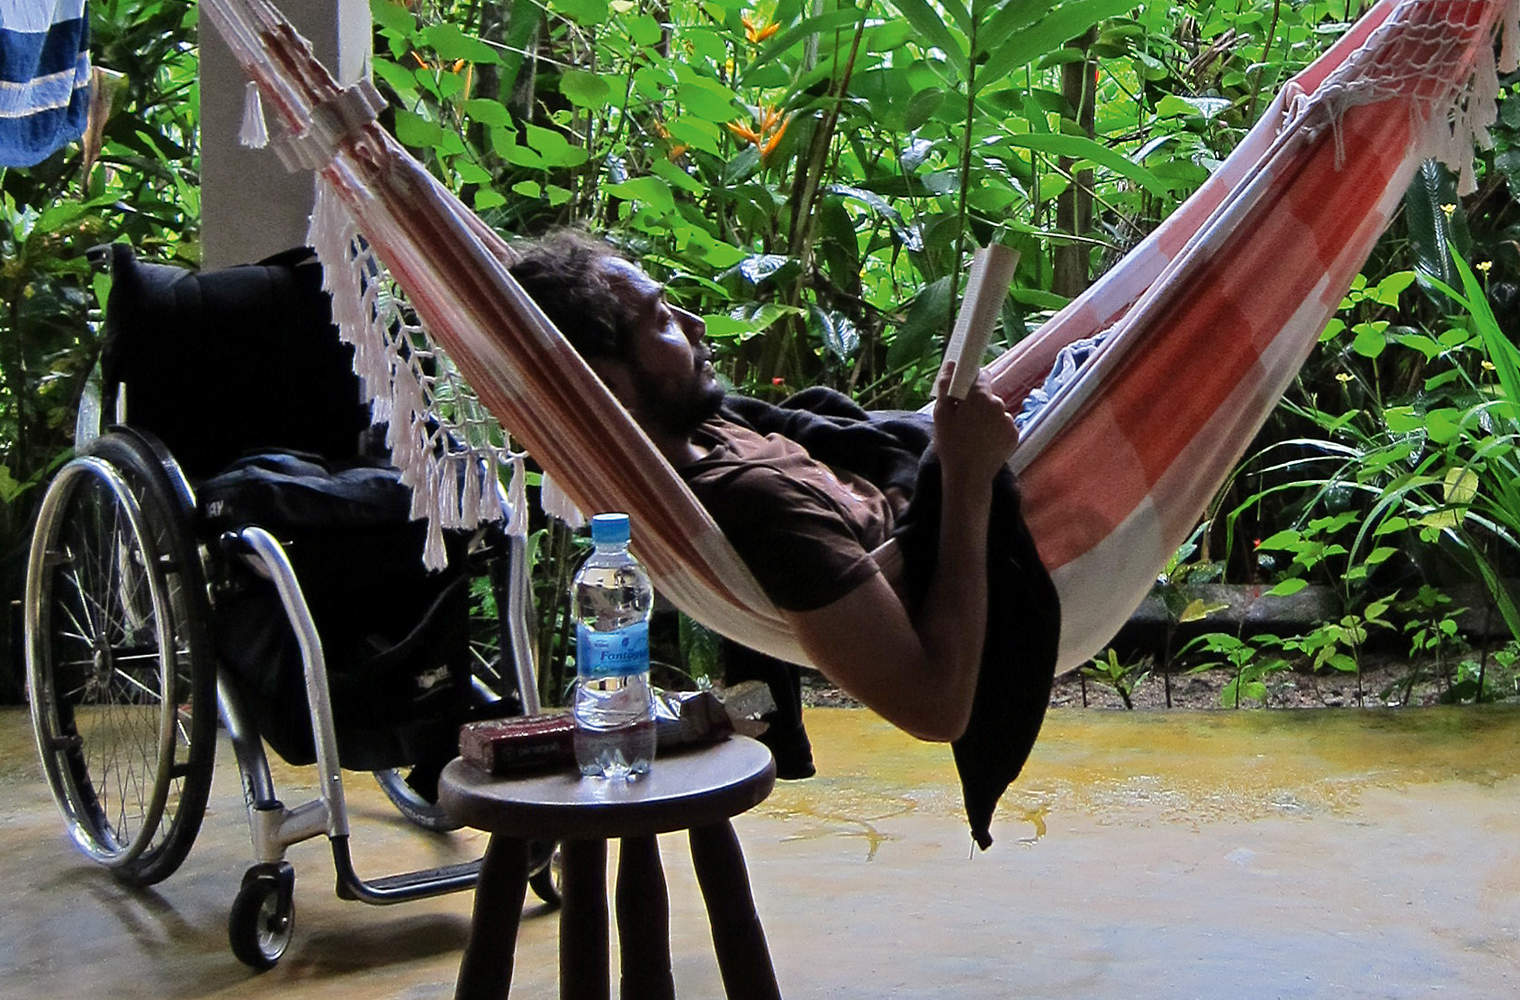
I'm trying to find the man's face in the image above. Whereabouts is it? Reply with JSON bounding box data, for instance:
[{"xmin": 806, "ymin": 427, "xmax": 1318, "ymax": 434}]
[{"xmin": 599, "ymin": 257, "xmax": 724, "ymax": 436}]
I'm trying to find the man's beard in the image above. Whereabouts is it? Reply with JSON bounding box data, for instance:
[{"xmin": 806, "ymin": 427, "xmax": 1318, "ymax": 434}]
[{"xmin": 640, "ymin": 372, "xmax": 725, "ymax": 438}]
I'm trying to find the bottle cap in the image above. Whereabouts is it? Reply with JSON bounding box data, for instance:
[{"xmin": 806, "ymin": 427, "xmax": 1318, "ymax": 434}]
[{"xmin": 590, "ymin": 512, "xmax": 631, "ymax": 545}]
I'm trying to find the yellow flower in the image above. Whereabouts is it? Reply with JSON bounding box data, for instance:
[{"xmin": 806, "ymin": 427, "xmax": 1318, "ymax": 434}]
[
  {"xmin": 1481, "ymin": 359, "xmax": 1497, "ymax": 371},
  {"xmin": 1441, "ymin": 203, "xmax": 1456, "ymax": 218},
  {"xmin": 1335, "ymin": 372, "xmax": 1353, "ymax": 383},
  {"xmin": 1476, "ymin": 260, "xmax": 1493, "ymax": 274}
]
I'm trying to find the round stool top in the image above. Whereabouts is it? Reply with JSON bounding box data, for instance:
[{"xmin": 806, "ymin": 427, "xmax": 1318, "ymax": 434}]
[{"xmin": 438, "ymin": 736, "xmax": 776, "ymax": 840}]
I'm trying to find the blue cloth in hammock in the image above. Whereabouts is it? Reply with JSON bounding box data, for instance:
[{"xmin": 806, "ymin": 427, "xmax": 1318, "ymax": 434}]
[
  {"xmin": 1016, "ymin": 328, "xmax": 1112, "ymax": 434},
  {"xmin": 1, "ymin": 0, "xmax": 91, "ymax": 167}
]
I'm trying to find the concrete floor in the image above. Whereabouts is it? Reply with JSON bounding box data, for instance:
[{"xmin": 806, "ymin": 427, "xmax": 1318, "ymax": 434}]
[{"xmin": 2, "ymin": 703, "xmax": 1518, "ymax": 999}]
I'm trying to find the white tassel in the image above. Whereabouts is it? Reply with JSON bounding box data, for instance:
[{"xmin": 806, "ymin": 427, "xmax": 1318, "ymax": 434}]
[
  {"xmin": 422, "ymin": 512, "xmax": 448, "ymax": 571},
  {"xmin": 409, "ymin": 458, "xmax": 434, "ymax": 521},
  {"xmin": 505, "ymin": 455, "xmax": 528, "ymax": 537},
  {"xmin": 540, "ymin": 471, "xmax": 585, "ymax": 529},
  {"xmin": 479, "ymin": 450, "xmax": 505, "ymax": 523},
  {"xmin": 240, "ymin": 81, "xmax": 269, "ymax": 148},
  {"xmin": 460, "ymin": 455, "xmax": 483, "ymax": 527},
  {"xmin": 438, "ymin": 455, "xmax": 462, "ymax": 528}
]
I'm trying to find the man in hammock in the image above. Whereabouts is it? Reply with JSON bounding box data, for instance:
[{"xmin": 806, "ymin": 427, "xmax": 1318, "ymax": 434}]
[{"xmin": 511, "ymin": 231, "xmax": 1059, "ymax": 847}]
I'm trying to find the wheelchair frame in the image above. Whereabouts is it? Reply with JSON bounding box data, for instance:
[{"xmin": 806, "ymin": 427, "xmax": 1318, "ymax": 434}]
[{"xmin": 24, "ymin": 364, "xmax": 552, "ymax": 969}]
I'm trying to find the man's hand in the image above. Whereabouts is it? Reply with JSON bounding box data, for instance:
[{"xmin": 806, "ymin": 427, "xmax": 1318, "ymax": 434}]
[
  {"xmin": 932, "ymin": 361, "xmax": 1018, "ymax": 486},
  {"xmin": 779, "ymin": 361, "xmax": 1016, "ymax": 744}
]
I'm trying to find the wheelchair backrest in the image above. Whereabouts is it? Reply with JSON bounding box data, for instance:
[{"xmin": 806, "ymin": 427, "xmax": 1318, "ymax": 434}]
[{"xmin": 100, "ymin": 244, "xmax": 371, "ymax": 481}]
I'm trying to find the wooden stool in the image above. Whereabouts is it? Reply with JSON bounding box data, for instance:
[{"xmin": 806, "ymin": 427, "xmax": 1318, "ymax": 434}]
[{"xmin": 438, "ymin": 736, "xmax": 780, "ymax": 1000}]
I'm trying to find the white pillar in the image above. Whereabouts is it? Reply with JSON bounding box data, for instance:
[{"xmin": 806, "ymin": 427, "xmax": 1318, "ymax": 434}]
[{"xmin": 199, "ymin": 0, "xmax": 371, "ymax": 268}]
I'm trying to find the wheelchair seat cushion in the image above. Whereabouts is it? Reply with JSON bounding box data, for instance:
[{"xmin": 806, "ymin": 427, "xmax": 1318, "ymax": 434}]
[
  {"xmin": 101, "ymin": 244, "xmax": 371, "ymax": 480},
  {"xmin": 197, "ymin": 451, "xmax": 413, "ymax": 534}
]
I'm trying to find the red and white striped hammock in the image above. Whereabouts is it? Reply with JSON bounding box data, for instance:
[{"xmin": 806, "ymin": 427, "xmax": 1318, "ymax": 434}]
[{"xmin": 205, "ymin": 0, "xmax": 1519, "ymax": 673}]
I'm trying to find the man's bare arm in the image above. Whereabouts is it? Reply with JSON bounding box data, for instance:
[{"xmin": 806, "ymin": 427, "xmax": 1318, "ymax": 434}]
[{"xmin": 782, "ymin": 365, "xmax": 1015, "ymax": 743}]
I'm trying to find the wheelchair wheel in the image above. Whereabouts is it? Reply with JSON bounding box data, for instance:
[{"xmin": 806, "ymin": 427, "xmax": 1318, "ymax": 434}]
[
  {"xmin": 229, "ymin": 861, "xmax": 295, "ymax": 970},
  {"xmin": 25, "ymin": 432, "xmax": 216, "ymax": 886},
  {"xmin": 528, "ymin": 841, "xmax": 562, "ymax": 906},
  {"xmin": 372, "ymin": 766, "xmax": 460, "ymax": 832}
]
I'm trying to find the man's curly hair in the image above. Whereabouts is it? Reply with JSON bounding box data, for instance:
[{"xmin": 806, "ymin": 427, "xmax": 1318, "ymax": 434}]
[{"xmin": 507, "ymin": 229, "xmax": 637, "ymax": 363}]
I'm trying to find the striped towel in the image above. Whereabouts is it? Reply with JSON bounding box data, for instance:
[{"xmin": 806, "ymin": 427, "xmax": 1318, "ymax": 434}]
[{"xmin": 1, "ymin": 0, "xmax": 90, "ymax": 167}]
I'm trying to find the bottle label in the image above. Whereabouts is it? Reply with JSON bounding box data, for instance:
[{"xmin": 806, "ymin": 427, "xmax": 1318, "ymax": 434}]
[{"xmin": 577, "ymin": 622, "xmax": 649, "ymax": 678}]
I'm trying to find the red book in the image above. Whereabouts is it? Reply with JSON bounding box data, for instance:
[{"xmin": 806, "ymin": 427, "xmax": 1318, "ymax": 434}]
[{"xmin": 459, "ymin": 713, "xmax": 575, "ymax": 776}]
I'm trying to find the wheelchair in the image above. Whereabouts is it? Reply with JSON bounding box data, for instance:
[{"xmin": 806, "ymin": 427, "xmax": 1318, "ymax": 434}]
[{"xmin": 22, "ymin": 244, "xmax": 557, "ymax": 969}]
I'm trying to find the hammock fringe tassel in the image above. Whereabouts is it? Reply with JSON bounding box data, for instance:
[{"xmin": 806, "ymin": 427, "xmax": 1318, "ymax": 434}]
[
  {"xmin": 239, "ymin": 81, "xmax": 268, "ymax": 148},
  {"xmin": 306, "ymin": 177, "xmax": 522, "ymax": 570}
]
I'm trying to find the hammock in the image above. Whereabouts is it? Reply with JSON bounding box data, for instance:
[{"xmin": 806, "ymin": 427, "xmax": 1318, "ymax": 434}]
[{"xmin": 204, "ymin": 0, "xmax": 1518, "ymax": 675}]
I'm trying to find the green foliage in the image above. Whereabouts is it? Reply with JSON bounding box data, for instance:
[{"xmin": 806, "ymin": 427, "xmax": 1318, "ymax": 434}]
[
  {"xmin": 1080, "ymin": 647, "xmax": 1149, "ymax": 709},
  {"xmin": 1180, "ymin": 631, "xmax": 1289, "ymax": 709},
  {"xmin": 4, "ymin": 1, "xmax": 1519, "ymax": 707},
  {"xmin": 370, "ymin": 0, "xmax": 1363, "ymax": 403},
  {"xmin": 1, "ymin": 2, "xmax": 202, "ymax": 702}
]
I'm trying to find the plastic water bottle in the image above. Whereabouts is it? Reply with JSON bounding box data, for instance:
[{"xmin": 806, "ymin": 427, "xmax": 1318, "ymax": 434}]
[{"xmin": 571, "ymin": 512, "xmax": 656, "ymax": 779}]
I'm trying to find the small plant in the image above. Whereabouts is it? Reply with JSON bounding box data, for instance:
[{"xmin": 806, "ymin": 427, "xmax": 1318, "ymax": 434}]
[
  {"xmin": 1181, "ymin": 631, "xmax": 1289, "ymax": 709},
  {"xmin": 1153, "ymin": 529, "xmax": 1228, "ymax": 707},
  {"xmin": 1445, "ymin": 641, "xmax": 1520, "ymax": 704},
  {"xmin": 1281, "ymin": 597, "xmax": 1394, "ymax": 707},
  {"xmin": 1080, "ymin": 649, "xmax": 1151, "ymax": 710},
  {"xmin": 1394, "ymin": 584, "xmax": 1469, "ymax": 704}
]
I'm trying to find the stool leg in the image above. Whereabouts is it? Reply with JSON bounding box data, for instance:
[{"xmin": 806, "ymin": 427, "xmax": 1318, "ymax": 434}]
[
  {"xmin": 689, "ymin": 821, "xmax": 782, "ymax": 1000},
  {"xmin": 560, "ymin": 838, "xmax": 610, "ymax": 1000},
  {"xmin": 455, "ymin": 835, "xmax": 529, "ymax": 1000},
  {"xmin": 616, "ymin": 834, "xmax": 674, "ymax": 1000}
]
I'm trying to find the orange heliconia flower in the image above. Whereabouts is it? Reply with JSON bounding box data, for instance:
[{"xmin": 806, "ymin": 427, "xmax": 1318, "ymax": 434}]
[
  {"xmin": 726, "ymin": 103, "xmax": 790, "ymax": 159},
  {"xmin": 742, "ymin": 13, "xmax": 779, "ymax": 45},
  {"xmin": 726, "ymin": 120, "xmax": 762, "ymax": 144},
  {"xmin": 728, "ymin": 105, "xmax": 791, "ymax": 160},
  {"xmin": 759, "ymin": 114, "xmax": 790, "ymax": 158}
]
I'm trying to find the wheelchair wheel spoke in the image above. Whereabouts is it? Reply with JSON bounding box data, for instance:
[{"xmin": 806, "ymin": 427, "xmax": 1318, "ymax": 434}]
[{"xmin": 112, "ymin": 667, "xmax": 160, "ymax": 702}]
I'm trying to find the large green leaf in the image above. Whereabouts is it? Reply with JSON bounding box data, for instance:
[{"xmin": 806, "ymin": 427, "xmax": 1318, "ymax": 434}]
[
  {"xmin": 888, "ymin": 0, "xmax": 968, "ymax": 76},
  {"xmin": 977, "ymin": 0, "xmax": 1134, "ymax": 92},
  {"xmin": 559, "ymin": 69, "xmax": 612, "ymax": 108},
  {"xmin": 889, "ymin": 276, "xmax": 953, "ymax": 369},
  {"xmin": 369, "ymin": 0, "xmax": 416, "ymax": 40},
  {"xmin": 1003, "ymin": 133, "xmax": 1169, "ymax": 196},
  {"xmin": 606, "ymin": 176, "xmax": 676, "ymax": 215},
  {"xmin": 420, "ymin": 23, "xmax": 500, "ymax": 64}
]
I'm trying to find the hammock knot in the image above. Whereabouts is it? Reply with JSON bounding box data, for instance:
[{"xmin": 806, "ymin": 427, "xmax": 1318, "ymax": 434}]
[{"xmin": 268, "ymin": 80, "xmax": 384, "ymax": 173}]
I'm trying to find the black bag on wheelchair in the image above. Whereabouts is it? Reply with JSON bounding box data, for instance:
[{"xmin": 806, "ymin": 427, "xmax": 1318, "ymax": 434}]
[
  {"xmin": 102, "ymin": 244, "xmax": 482, "ymax": 773},
  {"xmin": 199, "ymin": 451, "xmax": 473, "ymax": 771}
]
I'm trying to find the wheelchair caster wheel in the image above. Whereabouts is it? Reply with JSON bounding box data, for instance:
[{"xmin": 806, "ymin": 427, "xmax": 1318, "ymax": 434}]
[
  {"xmin": 528, "ymin": 841, "xmax": 561, "ymax": 908},
  {"xmin": 230, "ymin": 862, "xmax": 295, "ymax": 970}
]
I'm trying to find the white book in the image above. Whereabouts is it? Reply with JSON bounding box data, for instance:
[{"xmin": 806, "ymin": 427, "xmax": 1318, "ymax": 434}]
[{"xmin": 941, "ymin": 243, "xmax": 1020, "ymax": 400}]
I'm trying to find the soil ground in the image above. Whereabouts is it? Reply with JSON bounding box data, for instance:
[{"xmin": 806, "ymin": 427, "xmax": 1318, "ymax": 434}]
[{"xmin": 801, "ymin": 649, "xmax": 1520, "ymax": 712}]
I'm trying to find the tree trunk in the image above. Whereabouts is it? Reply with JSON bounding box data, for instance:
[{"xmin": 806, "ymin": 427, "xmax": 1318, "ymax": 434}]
[{"xmin": 1053, "ymin": 27, "xmax": 1098, "ymax": 299}]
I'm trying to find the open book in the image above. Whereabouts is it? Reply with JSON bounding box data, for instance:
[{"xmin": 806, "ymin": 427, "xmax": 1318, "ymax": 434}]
[{"xmin": 941, "ymin": 244, "xmax": 1020, "ymax": 400}]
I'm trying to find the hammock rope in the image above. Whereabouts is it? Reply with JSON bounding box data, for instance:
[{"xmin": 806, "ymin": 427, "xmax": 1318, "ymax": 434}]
[{"xmin": 203, "ymin": 0, "xmax": 1518, "ymax": 674}]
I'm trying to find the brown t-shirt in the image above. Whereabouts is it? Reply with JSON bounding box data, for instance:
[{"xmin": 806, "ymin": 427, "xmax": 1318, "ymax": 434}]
[{"xmin": 681, "ymin": 417, "xmax": 896, "ymax": 611}]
